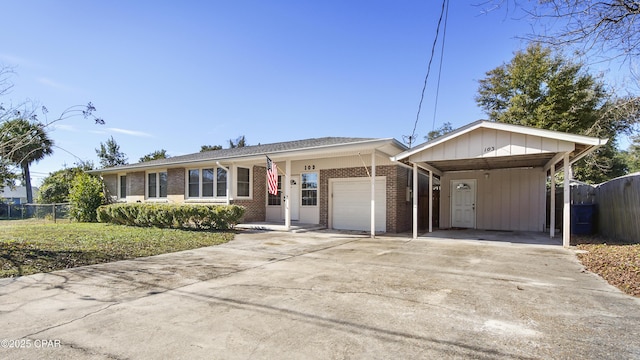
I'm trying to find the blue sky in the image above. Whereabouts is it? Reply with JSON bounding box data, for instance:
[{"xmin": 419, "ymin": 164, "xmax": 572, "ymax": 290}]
[{"xmin": 0, "ymin": 1, "xmax": 629, "ymax": 185}]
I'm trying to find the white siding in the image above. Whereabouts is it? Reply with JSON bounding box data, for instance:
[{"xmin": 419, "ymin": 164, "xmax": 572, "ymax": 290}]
[
  {"xmin": 441, "ymin": 168, "xmax": 545, "ymax": 232},
  {"xmin": 413, "ymin": 128, "xmax": 574, "ymax": 162}
]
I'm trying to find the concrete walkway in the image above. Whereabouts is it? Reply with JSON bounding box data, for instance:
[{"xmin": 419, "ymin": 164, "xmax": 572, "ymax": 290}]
[{"xmin": 0, "ymin": 230, "xmax": 638, "ymax": 359}]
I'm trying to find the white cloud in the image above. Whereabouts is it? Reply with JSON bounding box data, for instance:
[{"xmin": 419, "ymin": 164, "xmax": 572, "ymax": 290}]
[
  {"xmin": 37, "ymin": 77, "xmax": 72, "ymax": 91},
  {"xmin": 51, "ymin": 123, "xmax": 78, "ymax": 132},
  {"xmin": 108, "ymin": 127, "xmax": 153, "ymax": 138}
]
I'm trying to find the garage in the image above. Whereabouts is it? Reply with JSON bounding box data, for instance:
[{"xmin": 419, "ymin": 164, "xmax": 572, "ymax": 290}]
[{"xmin": 330, "ymin": 177, "xmax": 386, "ymax": 232}]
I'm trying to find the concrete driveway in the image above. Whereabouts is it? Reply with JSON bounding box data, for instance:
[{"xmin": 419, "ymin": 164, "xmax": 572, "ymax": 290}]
[{"xmin": 1, "ymin": 230, "xmax": 638, "ymax": 359}]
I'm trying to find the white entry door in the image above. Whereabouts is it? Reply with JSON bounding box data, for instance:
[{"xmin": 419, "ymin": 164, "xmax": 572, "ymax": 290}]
[
  {"xmin": 451, "ymin": 179, "xmax": 476, "ymax": 228},
  {"xmin": 289, "ymin": 177, "xmax": 300, "ymax": 221}
]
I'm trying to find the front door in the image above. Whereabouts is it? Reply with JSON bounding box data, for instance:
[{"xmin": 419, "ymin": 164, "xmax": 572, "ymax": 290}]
[{"xmin": 451, "ymin": 179, "xmax": 476, "ymax": 228}]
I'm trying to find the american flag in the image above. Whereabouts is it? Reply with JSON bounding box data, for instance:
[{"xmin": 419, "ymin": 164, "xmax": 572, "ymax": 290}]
[{"xmin": 266, "ymin": 156, "xmax": 278, "ymax": 195}]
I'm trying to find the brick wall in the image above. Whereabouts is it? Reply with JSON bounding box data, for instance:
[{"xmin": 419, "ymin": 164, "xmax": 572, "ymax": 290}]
[
  {"xmin": 167, "ymin": 168, "xmax": 185, "ymax": 202},
  {"xmin": 103, "ymin": 174, "xmax": 117, "ymax": 200},
  {"xmin": 233, "ymin": 165, "xmax": 266, "ymax": 222},
  {"xmin": 319, "ymin": 165, "xmax": 411, "ymax": 233},
  {"xmin": 128, "ymin": 171, "xmax": 145, "ymax": 196}
]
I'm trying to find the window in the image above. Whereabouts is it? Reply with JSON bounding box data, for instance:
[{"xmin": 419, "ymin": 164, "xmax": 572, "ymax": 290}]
[
  {"xmin": 148, "ymin": 171, "xmax": 168, "ymax": 198},
  {"xmin": 267, "ymin": 175, "xmax": 282, "ymax": 206},
  {"xmin": 119, "ymin": 175, "xmax": 127, "ymax": 199},
  {"xmin": 301, "ymin": 173, "xmax": 317, "ymax": 206},
  {"xmin": 237, "ymin": 167, "xmax": 250, "ymax": 197},
  {"xmin": 186, "ymin": 167, "xmax": 228, "ymax": 199},
  {"xmin": 216, "ymin": 168, "xmax": 227, "ymax": 197},
  {"xmin": 203, "ymin": 168, "xmax": 214, "ymax": 197},
  {"xmin": 188, "ymin": 169, "xmax": 199, "ymax": 197},
  {"xmin": 159, "ymin": 172, "xmax": 167, "ymax": 197}
]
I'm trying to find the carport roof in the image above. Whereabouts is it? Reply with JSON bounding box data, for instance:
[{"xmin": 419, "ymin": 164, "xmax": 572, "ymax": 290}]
[{"xmin": 391, "ymin": 120, "xmax": 608, "ymax": 174}]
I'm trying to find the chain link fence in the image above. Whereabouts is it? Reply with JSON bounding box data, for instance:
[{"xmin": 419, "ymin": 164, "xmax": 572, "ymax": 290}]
[{"xmin": 0, "ymin": 203, "xmax": 70, "ymax": 222}]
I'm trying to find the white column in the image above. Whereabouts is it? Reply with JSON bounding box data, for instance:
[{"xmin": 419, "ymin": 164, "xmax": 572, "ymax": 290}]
[
  {"xmin": 550, "ymin": 164, "xmax": 555, "ymax": 238},
  {"xmin": 563, "ymin": 154, "xmax": 571, "ymax": 247},
  {"xmin": 370, "ymin": 152, "xmax": 376, "ymax": 238},
  {"xmin": 429, "ymin": 170, "xmax": 433, "ymax": 233},
  {"xmin": 228, "ymin": 164, "xmax": 233, "ymax": 203},
  {"xmin": 413, "ymin": 163, "xmax": 418, "ymax": 239},
  {"xmin": 285, "ymin": 160, "xmax": 291, "ymax": 230}
]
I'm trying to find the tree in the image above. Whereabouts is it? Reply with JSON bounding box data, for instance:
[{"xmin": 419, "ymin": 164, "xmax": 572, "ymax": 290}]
[
  {"xmin": 139, "ymin": 149, "xmax": 169, "ymax": 162},
  {"xmin": 483, "ymin": 1, "xmax": 640, "ymax": 62},
  {"xmin": 476, "ymin": 43, "xmax": 637, "ymax": 183},
  {"xmin": 1, "ymin": 64, "xmax": 104, "ymax": 187},
  {"xmin": 200, "ymin": 144, "xmax": 222, "ymax": 152},
  {"xmin": 228, "ymin": 135, "xmax": 246, "ymax": 148},
  {"xmin": 69, "ymin": 172, "xmax": 104, "ymax": 222},
  {"xmin": 622, "ymin": 135, "xmax": 640, "ymax": 173},
  {"xmin": 425, "ymin": 122, "xmax": 454, "ymax": 141},
  {"xmin": 37, "ymin": 162, "xmax": 93, "ymax": 204},
  {"xmin": 96, "ymin": 136, "xmax": 127, "ymax": 168},
  {"xmin": 0, "ymin": 119, "xmax": 53, "ymax": 203},
  {"xmin": 477, "ymin": 44, "xmax": 606, "ymax": 132}
]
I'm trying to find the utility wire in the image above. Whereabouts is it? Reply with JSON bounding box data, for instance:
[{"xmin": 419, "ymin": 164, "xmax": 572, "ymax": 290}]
[
  {"xmin": 431, "ymin": 0, "xmax": 449, "ymax": 133},
  {"xmin": 408, "ymin": 0, "xmax": 448, "ymax": 148}
]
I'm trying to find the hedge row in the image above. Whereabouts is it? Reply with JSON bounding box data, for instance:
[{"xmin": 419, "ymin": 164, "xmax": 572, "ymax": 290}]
[{"xmin": 96, "ymin": 203, "xmax": 245, "ymax": 230}]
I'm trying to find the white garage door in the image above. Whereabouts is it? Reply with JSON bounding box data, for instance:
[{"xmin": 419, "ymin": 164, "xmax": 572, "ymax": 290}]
[{"xmin": 331, "ymin": 178, "xmax": 386, "ymax": 232}]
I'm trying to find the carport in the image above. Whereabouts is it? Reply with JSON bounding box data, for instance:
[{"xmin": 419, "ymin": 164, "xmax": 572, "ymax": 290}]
[{"xmin": 391, "ymin": 120, "xmax": 608, "ymax": 247}]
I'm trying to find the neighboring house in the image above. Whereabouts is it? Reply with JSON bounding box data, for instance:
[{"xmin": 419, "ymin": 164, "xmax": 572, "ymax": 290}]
[
  {"xmin": 93, "ymin": 121, "xmax": 607, "ymax": 246},
  {"xmin": 0, "ymin": 186, "xmax": 39, "ymax": 204}
]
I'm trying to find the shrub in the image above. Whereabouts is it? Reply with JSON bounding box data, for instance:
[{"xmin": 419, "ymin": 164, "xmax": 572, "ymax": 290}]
[
  {"xmin": 96, "ymin": 203, "xmax": 245, "ymax": 230},
  {"xmin": 69, "ymin": 173, "xmax": 105, "ymax": 222}
]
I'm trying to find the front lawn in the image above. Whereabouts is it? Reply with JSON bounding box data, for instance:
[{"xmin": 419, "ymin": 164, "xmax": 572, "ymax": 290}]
[{"xmin": 0, "ymin": 220, "xmax": 234, "ymax": 277}]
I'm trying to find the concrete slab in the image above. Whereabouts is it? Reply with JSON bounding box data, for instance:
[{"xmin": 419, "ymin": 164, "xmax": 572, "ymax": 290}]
[
  {"xmin": 0, "ymin": 230, "xmax": 638, "ymax": 359},
  {"xmin": 421, "ymin": 229, "xmax": 563, "ymax": 246}
]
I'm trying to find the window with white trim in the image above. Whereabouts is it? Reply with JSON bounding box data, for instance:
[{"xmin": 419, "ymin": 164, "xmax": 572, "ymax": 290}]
[
  {"xmin": 188, "ymin": 169, "xmax": 200, "ymax": 197},
  {"xmin": 148, "ymin": 171, "xmax": 168, "ymax": 198},
  {"xmin": 119, "ymin": 175, "xmax": 127, "ymax": 199},
  {"xmin": 186, "ymin": 167, "xmax": 229, "ymax": 199},
  {"xmin": 237, "ymin": 167, "xmax": 250, "ymax": 197},
  {"xmin": 216, "ymin": 168, "xmax": 227, "ymax": 197},
  {"xmin": 301, "ymin": 173, "xmax": 317, "ymax": 206}
]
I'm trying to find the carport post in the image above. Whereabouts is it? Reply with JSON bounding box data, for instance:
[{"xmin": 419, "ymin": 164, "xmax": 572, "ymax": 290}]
[
  {"xmin": 413, "ymin": 162, "xmax": 418, "ymax": 239},
  {"xmin": 563, "ymin": 154, "xmax": 570, "ymax": 247},
  {"xmin": 550, "ymin": 163, "xmax": 555, "ymax": 238},
  {"xmin": 370, "ymin": 151, "xmax": 376, "ymax": 238},
  {"xmin": 429, "ymin": 170, "xmax": 433, "ymax": 233},
  {"xmin": 285, "ymin": 160, "xmax": 291, "ymax": 230}
]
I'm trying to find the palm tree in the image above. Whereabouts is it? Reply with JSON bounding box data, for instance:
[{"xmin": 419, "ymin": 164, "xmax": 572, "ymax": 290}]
[{"xmin": 0, "ymin": 118, "xmax": 54, "ymax": 203}]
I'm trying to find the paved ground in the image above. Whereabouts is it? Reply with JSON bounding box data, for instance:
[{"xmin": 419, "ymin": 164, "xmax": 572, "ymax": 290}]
[{"xmin": 0, "ymin": 230, "xmax": 638, "ymax": 359}]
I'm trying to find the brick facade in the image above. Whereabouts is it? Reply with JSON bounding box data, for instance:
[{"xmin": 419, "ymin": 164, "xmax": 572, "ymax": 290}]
[
  {"xmin": 232, "ymin": 165, "xmax": 266, "ymax": 222},
  {"xmin": 128, "ymin": 171, "xmax": 145, "ymax": 196},
  {"xmin": 103, "ymin": 174, "xmax": 117, "ymax": 199},
  {"xmin": 319, "ymin": 165, "xmax": 412, "ymax": 233},
  {"xmin": 167, "ymin": 168, "xmax": 185, "ymax": 202}
]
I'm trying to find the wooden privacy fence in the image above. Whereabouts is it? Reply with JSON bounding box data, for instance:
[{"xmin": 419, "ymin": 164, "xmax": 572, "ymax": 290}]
[{"xmin": 594, "ymin": 173, "xmax": 640, "ymax": 243}]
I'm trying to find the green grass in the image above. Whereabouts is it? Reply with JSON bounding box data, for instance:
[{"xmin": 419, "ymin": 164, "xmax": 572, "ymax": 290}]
[{"xmin": 0, "ymin": 220, "xmax": 234, "ymax": 278}]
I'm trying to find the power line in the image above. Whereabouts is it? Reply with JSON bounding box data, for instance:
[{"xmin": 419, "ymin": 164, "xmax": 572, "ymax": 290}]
[
  {"xmin": 407, "ymin": 0, "xmax": 449, "ymax": 148},
  {"xmin": 431, "ymin": 0, "xmax": 449, "ymax": 133}
]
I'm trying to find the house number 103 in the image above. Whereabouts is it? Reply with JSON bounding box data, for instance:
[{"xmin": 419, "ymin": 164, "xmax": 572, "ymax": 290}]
[
  {"xmin": 304, "ymin": 165, "xmax": 316, "ymax": 170},
  {"xmin": 483, "ymin": 146, "xmax": 495, "ymax": 153}
]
